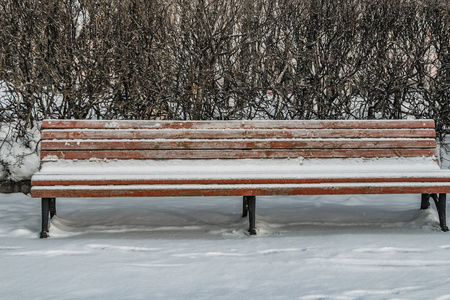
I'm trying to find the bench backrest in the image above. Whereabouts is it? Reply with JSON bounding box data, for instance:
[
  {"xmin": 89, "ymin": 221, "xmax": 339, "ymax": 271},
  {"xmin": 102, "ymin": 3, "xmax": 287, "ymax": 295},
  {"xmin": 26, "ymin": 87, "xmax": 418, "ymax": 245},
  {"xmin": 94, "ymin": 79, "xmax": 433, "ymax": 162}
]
[{"xmin": 39, "ymin": 119, "xmax": 437, "ymax": 162}]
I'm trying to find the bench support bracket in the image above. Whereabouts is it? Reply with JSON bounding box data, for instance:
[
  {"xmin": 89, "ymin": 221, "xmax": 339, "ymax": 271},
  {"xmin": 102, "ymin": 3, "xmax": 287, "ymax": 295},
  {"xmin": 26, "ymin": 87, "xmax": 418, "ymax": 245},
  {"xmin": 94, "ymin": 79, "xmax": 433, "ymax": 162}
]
[
  {"xmin": 49, "ymin": 198, "xmax": 57, "ymax": 219},
  {"xmin": 421, "ymin": 193, "xmax": 430, "ymax": 210},
  {"xmin": 421, "ymin": 193, "xmax": 448, "ymax": 232},
  {"xmin": 40, "ymin": 198, "xmax": 56, "ymax": 238},
  {"xmin": 242, "ymin": 196, "xmax": 249, "ymax": 217}
]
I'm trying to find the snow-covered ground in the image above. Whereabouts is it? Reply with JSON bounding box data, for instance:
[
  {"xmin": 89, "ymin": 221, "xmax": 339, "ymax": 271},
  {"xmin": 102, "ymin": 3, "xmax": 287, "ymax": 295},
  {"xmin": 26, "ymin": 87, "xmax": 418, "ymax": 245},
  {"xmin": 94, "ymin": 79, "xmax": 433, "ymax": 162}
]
[
  {"xmin": 1, "ymin": 118, "xmax": 449, "ymax": 298},
  {"xmin": 1, "ymin": 192, "xmax": 450, "ymax": 299}
]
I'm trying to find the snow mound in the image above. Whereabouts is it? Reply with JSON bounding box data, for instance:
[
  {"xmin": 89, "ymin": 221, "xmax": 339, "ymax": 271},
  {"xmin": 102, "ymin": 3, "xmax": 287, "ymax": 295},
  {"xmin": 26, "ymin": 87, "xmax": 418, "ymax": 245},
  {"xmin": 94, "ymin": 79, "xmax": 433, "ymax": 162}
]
[{"xmin": 0, "ymin": 123, "xmax": 40, "ymax": 181}]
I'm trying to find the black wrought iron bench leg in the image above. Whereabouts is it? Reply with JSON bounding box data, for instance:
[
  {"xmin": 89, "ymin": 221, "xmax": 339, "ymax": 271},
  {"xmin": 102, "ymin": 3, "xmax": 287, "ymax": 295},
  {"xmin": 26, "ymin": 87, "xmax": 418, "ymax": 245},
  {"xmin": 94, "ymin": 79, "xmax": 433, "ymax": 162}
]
[
  {"xmin": 421, "ymin": 193, "xmax": 448, "ymax": 232},
  {"xmin": 40, "ymin": 198, "xmax": 56, "ymax": 238},
  {"xmin": 247, "ymin": 196, "xmax": 257, "ymax": 235},
  {"xmin": 432, "ymin": 194, "xmax": 449, "ymax": 232}
]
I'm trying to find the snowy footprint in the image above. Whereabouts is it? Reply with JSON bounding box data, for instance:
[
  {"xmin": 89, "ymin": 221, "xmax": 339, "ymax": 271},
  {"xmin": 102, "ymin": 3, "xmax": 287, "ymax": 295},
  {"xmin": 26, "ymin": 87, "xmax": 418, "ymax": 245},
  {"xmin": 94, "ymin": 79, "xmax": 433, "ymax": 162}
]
[
  {"xmin": 86, "ymin": 244, "xmax": 160, "ymax": 252},
  {"xmin": 258, "ymin": 248, "xmax": 308, "ymax": 255},
  {"xmin": 0, "ymin": 246, "xmax": 22, "ymax": 251},
  {"xmin": 353, "ymin": 247, "xmax": 426, "ymax": 254},
  {"xmin": 10, "ymin": 249, "xmax": 91, "ymax": 257},
  {"xmin": 300, "ymin": 286, "xmax": 422, "ymax": 300}
]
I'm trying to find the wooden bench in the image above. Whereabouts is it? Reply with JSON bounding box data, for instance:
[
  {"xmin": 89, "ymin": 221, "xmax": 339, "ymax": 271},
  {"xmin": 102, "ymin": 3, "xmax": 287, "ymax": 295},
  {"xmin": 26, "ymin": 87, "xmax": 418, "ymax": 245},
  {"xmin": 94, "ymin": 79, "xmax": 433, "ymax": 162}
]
[{"xmin": 31, "ymin": 119, "xmax": 450, "ymax": 238}]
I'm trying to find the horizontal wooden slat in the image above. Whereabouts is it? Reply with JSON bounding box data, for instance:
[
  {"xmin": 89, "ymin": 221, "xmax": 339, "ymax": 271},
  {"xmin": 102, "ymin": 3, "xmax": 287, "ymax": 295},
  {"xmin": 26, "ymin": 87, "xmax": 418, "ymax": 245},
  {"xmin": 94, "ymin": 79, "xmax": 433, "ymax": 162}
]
[
  {"xmin": 41, "ymin": 139, "xmax": 436, "ymax": 151},
  {"xmin": 41, "ymin": 128, "xmax": 437, "ymax": 140},
  {"xmin": 31, "ymin": 176, "xmax": 450, "ymax": 186},
  {"xmin": 41, "ymin": 148, "xmax": 436, "ymax": 160},
  {"xmin": 42, "ymin": 119, "xmax": 435, "ymax": 130},
  {"xmin": 30, "ymin": 183, "xmax": 450, "ymax": 198}
]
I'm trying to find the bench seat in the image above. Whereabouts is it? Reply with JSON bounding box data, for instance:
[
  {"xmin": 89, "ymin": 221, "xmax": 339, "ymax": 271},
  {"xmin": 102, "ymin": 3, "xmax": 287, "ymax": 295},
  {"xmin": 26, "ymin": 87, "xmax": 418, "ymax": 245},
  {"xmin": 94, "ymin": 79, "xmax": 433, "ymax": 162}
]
[{"xmin": 33, "ymin": 157, "xmax": 450, "ymax": 202}]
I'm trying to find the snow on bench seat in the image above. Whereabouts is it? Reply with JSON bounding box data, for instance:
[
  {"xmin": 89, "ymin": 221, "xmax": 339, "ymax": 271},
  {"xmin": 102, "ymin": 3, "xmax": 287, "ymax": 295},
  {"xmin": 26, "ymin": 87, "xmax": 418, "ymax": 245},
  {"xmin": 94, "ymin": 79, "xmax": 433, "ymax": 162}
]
[{"xmin": 32, "ymin": 158, "xmax": 450, "ymax": 188}]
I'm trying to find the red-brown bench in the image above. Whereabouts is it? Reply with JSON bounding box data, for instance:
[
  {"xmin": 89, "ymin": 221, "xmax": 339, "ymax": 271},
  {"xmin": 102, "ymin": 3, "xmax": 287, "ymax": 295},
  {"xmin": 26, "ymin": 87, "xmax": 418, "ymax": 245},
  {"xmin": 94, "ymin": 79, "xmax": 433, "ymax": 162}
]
[{"xmin": 31, "ymin": 119, "xmax": 450, "ymax": 238}]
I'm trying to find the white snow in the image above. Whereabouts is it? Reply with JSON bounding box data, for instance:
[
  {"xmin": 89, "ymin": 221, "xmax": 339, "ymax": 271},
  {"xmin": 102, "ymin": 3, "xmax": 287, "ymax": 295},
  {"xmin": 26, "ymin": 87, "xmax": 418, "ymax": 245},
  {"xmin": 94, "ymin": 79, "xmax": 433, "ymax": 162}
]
[
  {"xmin": 1, "ymin": 192, "xmax": 450, "ymax": 299},
  {"xmin": 0, "ymin": 124, "xmax": 40, "ymax": 181},
  {"xmin": 35, "ymin": 157, "xmax": 443, "ymax": 179}
]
